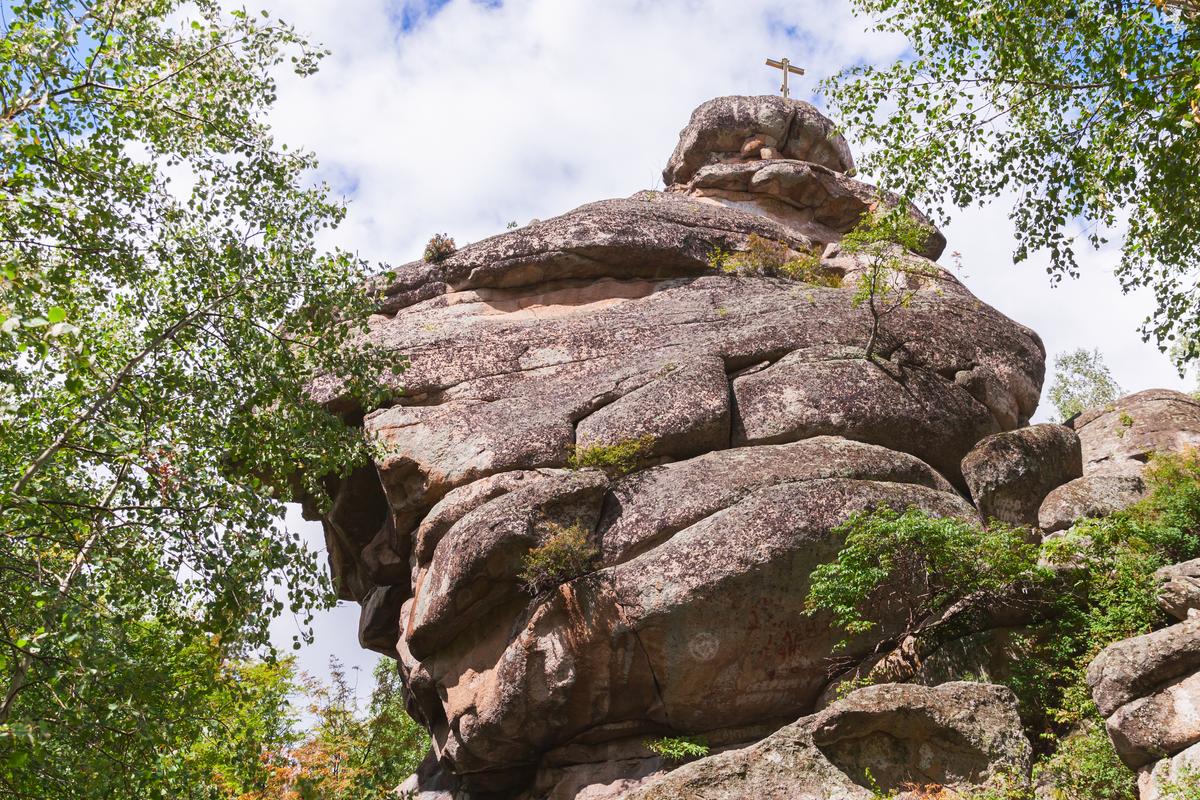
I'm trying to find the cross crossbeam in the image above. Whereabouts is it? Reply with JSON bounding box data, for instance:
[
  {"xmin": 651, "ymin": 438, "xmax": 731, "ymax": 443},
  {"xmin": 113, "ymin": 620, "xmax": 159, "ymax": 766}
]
[{"xmin": 765, "ymin": 57, "xmax": 805, "ymax": 99}]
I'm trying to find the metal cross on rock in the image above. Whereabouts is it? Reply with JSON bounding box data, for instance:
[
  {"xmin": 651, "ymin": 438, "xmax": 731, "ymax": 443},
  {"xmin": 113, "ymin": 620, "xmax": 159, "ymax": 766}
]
[{"xmin": 765, "ymin": 57, "xmax": 805, "ymax": 99}]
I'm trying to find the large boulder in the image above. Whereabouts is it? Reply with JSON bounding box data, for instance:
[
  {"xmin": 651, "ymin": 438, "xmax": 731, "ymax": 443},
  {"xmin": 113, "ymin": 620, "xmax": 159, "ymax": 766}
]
[
  {"xmin": 1088, "ymin": 618, "xmax": 1200, "ymax": 719},
  {"xmin": 1088, "ymin": 619, "xmax": 1200, "ymax": 769},
  {"xmin": 960, "ymin": 423, "xmax": 1082, "ymax": 527},
  {"xmin": 1074, "ymin": 389, "xmax": 1200, "ymax": 471},
  {"xmin": 662, "ymin": 95, "xmax": 855, "ymax": 186},
  {"xmin": 1038, "ymin": 467, "xmax": 1148, "ymax": 534},
  {"xmin": 1105, "ymin": 669, "xmax": 1200, "ymax": 767},
  {"xmin": 624, "ymin": 682, "xmax": 1031, "ymax": 800},
  {"xmin": 308, "ymin": 96, "xmax": 1049, "ymax": 797},
  {"xmin": 1037, "ymin": 390, "xmax": 1200, "ymax": 533}
]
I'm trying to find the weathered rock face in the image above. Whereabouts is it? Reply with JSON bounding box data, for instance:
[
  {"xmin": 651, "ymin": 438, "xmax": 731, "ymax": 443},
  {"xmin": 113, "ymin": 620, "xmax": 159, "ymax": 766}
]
[
  {"xmin": 625, "ymin": 682, "xmax": 1031, "ymax": 800},
  {"xmin": 397, "ymin": 439, "xmax": 979, "ymax": 789},
  {"xmin": 961, "ymin": 423, "xmax": 1082, "ymax": 526},
  {"xmin": 1040, "ymin": 390, "xmax": 1200, "ymax": 533},
  {"xmin": 1089, "ymin": 619, "xmax": 1200, "ymax": 768},
  {"xmin": 311, "ymin": 96, "xmax": 1053, "ymax": 797}
]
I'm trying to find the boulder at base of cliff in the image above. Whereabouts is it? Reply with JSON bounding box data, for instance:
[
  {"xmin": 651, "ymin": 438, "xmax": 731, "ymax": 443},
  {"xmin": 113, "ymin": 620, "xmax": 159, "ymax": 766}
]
[
  {"xmin": 1088, "ymin": 618, "xmax": 1200, "ymax": 768},
  {"xmin": 623, "ymin": 682, "xmax": 1031, "ymax": 800}
]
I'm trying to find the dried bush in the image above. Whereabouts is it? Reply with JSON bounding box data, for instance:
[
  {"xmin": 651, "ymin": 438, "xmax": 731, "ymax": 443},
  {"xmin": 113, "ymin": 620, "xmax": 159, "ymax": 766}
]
[
  {"xmin": 519, "ymin": 522, "xmax": 599, "ymax": 595},
  {"xmin": 423, "ymin": 233, "xmax": 457, "ymax": 263}
]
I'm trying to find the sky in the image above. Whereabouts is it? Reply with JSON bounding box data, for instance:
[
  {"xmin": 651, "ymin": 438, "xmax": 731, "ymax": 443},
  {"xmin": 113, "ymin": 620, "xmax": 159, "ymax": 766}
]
[{"xmin": 250, "ymin": 0, "xmax": 1194, "ymax": 702}]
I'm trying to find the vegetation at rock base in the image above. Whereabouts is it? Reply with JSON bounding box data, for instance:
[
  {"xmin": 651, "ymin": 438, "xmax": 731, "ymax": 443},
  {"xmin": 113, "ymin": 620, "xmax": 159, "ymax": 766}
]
[
  {"xmin": 422, "ymin": 233, "xmax": 457, "ymax": 264},
  {"xmin": 869, "ymin": 775, "xmax": 1031, "ymax": 799},
  {"xmin": 519, "ymin": 521, "xmax": 601, "ymax": 595},
  {"xmin": 1160, "ymin": 765, "xmax": 1200, "ymax": 799},
  {"xmin": 144, "ymin": 654, "xmax": 430, "ymax": 800},
  {"xmin": 708, "ymin": 234, "xmax": 840, "ymax": 286},
  {"xmin": 807, "ymin": 450, "xmax": 1200, "ymax": 799},
  {"xmin": 842, "ymin": 209, "xmax": 935, "ymax": 361},
  {"xmin": 0, "ymin": 2, "xmax": 398, "ymax": 796},
  {"xmin": 568, "ymin": 435, "xmax": 655, "ymax": 476},
  {"xmin": 1034, "ymin": 722, "xmax": 1137, "ymax": 800},
  {"xmin": 1048, "ymin": 349, "xmax": 1124, "ymax": 421},
  {"xmin": 806, "ymin": 509, "xmax": 1045, "ymax": 650},
  {"xmin": 644, "ymin": 735, "xmax": 710, "ymax": 765},
  {"xmin": 823, "ymin": 0, "xmax": 1200, "ymax": 366},
  {"xmin": 238, "ymin": 658, "xmax": 429, "ymax": 800}
]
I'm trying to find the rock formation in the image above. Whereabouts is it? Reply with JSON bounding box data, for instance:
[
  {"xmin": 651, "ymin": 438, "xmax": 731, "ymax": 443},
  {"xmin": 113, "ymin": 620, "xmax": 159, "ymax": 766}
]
[
  {"xmin": 624, "ymin": 682, "xmax": 1031, "ymax": 800},
  {"xmin": 1039, "ymin": 389, "xmax": 1200, "ymax": 533},
  {"xmin": 304, "ymin": 95, "xmax": 1200, "ymax": 798}
]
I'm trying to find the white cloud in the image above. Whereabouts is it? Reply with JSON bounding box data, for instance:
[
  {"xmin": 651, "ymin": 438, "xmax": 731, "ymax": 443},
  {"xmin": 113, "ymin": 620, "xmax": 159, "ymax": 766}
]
[
  {"xmin": 253, "ymin": 0, "xmax": 1189, "ymax": 690},
  {"xmin": 248, "ymin": 0, "xmax": 908, "ymax": 258}
]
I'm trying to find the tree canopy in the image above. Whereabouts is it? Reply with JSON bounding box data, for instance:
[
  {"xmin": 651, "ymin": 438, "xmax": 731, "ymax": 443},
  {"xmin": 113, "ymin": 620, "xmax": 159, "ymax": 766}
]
[
  {"xmin": 0, "ymin": 1, "xmax": 397, "ymax": 795},
  {"xmin": 1047, "ymin": 347, "xmax": 1124, "ymax": 420},
  {"xmin": 245, "ymin": 658, "xmax": 428, "ymax": 800},
  {"xmin": 824, "ymin": 0, "xmax": 1200, "ymax": 364}
]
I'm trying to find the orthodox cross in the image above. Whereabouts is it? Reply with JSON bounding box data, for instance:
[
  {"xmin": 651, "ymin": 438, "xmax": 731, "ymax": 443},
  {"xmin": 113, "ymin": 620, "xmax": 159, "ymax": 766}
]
[{"xmin": 765, "ymin": 57, "xmax": 805, "ymax": 99}]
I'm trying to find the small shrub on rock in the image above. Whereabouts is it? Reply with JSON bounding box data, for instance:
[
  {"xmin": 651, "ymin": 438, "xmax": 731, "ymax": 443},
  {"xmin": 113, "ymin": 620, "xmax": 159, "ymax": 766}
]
[
  {"xmin": 1033, "ymin": 721, "xmax": 1134, "ymax": 800},
  {"xmin": 842, "ymin": 209, "xmax": 935, "ymax": 361},
  {"xmin": 519, "ymin": 522, "xmax": 599, "ymax": 595},
  {"xmin": 708, "ymin": 234, "xmax": 837, "ymax": 285},
  {"xmin": 644, "ymin": 735, "xmax": 709, "ymax": 764},
  {"xmin": 568, "ymin": 435, "xmax": 654, "ymax": 477},
  {"xmin": 805, "ymin": 507, "xmax": 1047, "ymax": 649},
  {"xmin": 423, "ymin": 233, "xmax": 457, "ymax": 263},
  {"xmin": 777, "ymin": 251, "xmax": 842, "ymax": 287}
]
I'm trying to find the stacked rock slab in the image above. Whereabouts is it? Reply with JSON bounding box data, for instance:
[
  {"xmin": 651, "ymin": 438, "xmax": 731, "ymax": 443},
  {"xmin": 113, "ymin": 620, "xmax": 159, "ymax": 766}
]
[
  {"xmin": 1088, "ymin": 556, "xmax": 1200, "ymax": 798},
  {"xmin": 1058, "ymin": 392, "xmax": 1200, "ymax": 799},
  {"xmin": 961, "ymin": 423, "xmax": 1083, "ymax": 527},
  {"xmin": 310, "ymin": 96, "xmax": 1052, "ymax": 798}
]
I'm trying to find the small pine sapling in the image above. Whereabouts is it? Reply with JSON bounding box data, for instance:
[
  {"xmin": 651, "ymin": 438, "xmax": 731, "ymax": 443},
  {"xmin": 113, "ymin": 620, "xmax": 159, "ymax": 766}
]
[
  {"xmin": 708, "ymin": 234, "xmax": 837, "ymax": 285},
  {"xmin": 644, "ymin": 735, "xmax": 709, "ymax": 764},
  {"xmin": 567, "ymin": 435, "xmax": 655, "ymax": 477}
]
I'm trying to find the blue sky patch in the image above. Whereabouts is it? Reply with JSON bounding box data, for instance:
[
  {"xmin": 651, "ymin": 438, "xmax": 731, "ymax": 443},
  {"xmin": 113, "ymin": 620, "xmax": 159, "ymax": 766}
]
[{"xmin": 389, "ymin": 0, "xmax": 502, "ymax": 33}]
